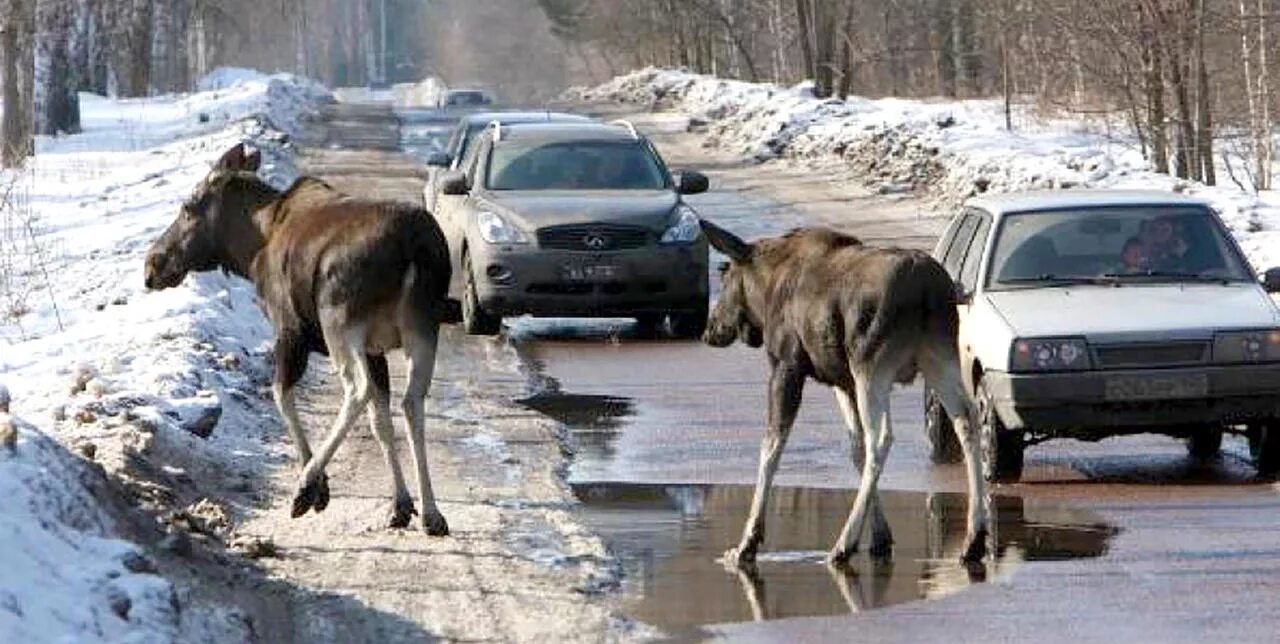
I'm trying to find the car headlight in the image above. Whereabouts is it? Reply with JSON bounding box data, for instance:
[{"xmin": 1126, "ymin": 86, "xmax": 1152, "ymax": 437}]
[
  {"xmin": 477, "ymin": 211, "xmax": 527, "ymax": 244},
  {"xmin": 660, "ymin": 205, "xmax": 701, "ymax": 244},
  {"xmin": 1011, "ymin": 337, "xmax": 1091, "ymax": 372},
  {"xmin": 1213, "ymin": 329, "xmax": 1280, "ymax": 363}
]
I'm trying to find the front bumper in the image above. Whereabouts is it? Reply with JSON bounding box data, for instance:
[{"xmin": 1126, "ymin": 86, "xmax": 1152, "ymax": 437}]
[
  {"xmin": 984, "ymin": 364, "xmax": 1280, "ymax": 434},
  {"xmin": 468, "ymin": 240, "xmax": 709, "ymax": 317}
]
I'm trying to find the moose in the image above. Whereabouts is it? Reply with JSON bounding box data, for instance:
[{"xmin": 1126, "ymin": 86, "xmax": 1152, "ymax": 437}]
[
  {"xmin": 145, "ymin": 143, "xmax": 459, "ymax": 534},
  {"xmin": 699, "ymin": 221, "xmax": 989, "ymax": 567}
]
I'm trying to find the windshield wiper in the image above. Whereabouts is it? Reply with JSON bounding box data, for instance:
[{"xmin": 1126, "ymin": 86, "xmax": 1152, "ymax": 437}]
[
  {"xmin": 1000, "ymin": 274, "xmax": 1118, "ymax": 286},
  {"xmin": 1102, "ymin": 271, "xmax": 1236, "ymax": 284}
]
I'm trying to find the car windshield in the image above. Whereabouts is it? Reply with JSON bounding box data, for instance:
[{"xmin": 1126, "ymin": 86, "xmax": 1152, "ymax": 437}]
[
  {"xmin": 446, "ymin": 91, "xmax": 488, "ymax": 106},
  {"xmin": 486, "ymin": 140, "xmax": 667, "ymax": 190},
  {"xmin": 987, "ymin": 206, "xmax": 1253, "ymax": 289}
]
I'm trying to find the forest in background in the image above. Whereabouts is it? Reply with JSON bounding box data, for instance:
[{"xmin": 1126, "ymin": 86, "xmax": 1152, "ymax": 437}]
[{"xmin": 4, "ymin": 1, "xmax": 1280, "ymax": 191}]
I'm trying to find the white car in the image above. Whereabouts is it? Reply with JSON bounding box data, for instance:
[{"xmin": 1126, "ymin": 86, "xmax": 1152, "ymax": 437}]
[{"xmin": 925, "ymin": 190, "xmax": 1280, "ymax": 482}]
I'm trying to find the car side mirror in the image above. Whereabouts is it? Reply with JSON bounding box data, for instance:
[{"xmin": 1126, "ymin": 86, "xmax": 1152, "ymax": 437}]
[
  {"xmin": 440, "ymin": 170, "xmax": 470, "ymax": 196},
  {"xmin": 1263, "ymin": 267, "xmax": 1280, "ymax": 294},
  {"xmin": 425, "ymin": 151, "xmax": 452, "ymax": 167},
  {"xmin": 674, "ymin": 170, "xmax": 709, "ymax": 195}
]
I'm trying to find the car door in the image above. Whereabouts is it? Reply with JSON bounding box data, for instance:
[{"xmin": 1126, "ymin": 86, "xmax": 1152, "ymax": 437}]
[{"xmin": 951, "ymin": 209, "xmax": 993, "ymax": 388}]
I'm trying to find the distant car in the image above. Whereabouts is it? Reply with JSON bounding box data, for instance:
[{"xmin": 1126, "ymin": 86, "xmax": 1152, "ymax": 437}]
[
  {"xmin": 924, "ymin": 190, "xmax": 1280, "ymax": 482},
  {"xmin": 431, "ymin": 120, "xmax": 711, "ymax": 337},
  {"xmin": 441, "ymin": 89, "xmax": 492, "ymax": 108},
  {"xmin": 422, "ymin": 111, "xmax": 593, "ymax": 213}
]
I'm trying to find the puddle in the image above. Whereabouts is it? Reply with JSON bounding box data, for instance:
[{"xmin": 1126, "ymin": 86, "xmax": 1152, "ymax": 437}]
[{"xmin": 572, "ymin": 483, "xmax": 1117, "ymax": 635}]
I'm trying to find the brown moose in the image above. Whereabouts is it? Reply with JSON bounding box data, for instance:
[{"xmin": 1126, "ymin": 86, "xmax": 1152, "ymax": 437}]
[{"xmin": 146, "ymin": 143, "xmax": 459, "ymax": 534}]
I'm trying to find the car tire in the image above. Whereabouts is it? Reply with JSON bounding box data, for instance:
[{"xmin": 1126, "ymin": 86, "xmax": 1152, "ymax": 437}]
[
  {"xmin": 1186, "ymin": 425, "xmax": 1224, "ymax": 460},
  {"xmin": 1248, "ymin": 422, "xmax": 1280, "ymax": 478},
  {"xmin": 977, "ymin": 379, "xmax": 1024, "ymax": 483},
  {"xmin": 462, "ymin": 256, "xmax": 501, "ymax": 336},
  {"xmin": 669, "ymin": 300, "xmax": 709, "ymax": 340},
  {"xmin": 923, "ymin": 387, "xmax": 963, "ymax": 464}
]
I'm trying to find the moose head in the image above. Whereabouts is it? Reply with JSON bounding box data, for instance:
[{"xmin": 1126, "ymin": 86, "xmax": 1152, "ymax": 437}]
[
  {"xmin": 144, "ymin": 143, "xmax": 271, "ymax": 290},
  {"xmin": 701, "ymin": 220, "xmax": 764, "ymax": 349}
]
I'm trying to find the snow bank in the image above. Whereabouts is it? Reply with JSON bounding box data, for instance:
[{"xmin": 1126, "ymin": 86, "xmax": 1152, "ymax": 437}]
[
  {"xmin": 570, "ymin": 68, "xmax": 1280, "ymax": 272},
  {"xmin": 0, "ymin": 72, "xmax": 330, "ymax": 641}
]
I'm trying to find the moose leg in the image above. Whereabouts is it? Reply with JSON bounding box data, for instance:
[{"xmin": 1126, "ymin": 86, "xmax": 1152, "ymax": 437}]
[
  {"xmin": 292, "ymin": 326, "xmax": 374, "ymax": 518},
  {"xmin": 833, "ymin": 388, "xmax": 893, "ymax": 560},
  {"xmin": 726, "ymin": 364, "xmax": 803, "ymax": 568},
  {"xmin": 273, "ymin": 333, "xmax": 329, "ymax": 511},
  {"xmin": 920, "ymin": 350, "xmax": 989, "ymax": 563},
  {"xmin": 402, "ymin": 325, "xmax": 448, "ymax": 536},
  {"xmin": 829, "ymin": 368, "xmax": 894, "ymax": 564},
  {"xmin": 366, "ymin": 354, "xmax": 415, "ymax": 528}
]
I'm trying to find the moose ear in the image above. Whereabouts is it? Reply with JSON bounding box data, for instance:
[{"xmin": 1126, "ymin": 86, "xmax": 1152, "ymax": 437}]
[
  {"xmin": 244, "ymin": 147, "xmax": 262, "ymax": 172},
  {"xmin": 212, "ymin": 143, "xmax": 260, "ymax": 172},
  {"xmin": 700, "ymin": 219, "xmax": 753, "ymax": 263}
]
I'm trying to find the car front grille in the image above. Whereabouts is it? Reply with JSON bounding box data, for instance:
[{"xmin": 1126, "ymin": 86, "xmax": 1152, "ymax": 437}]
[
  {"xmin": 1093, "ymin": 342, "xmax": 1209, "ymax": 369},
  {"xmin": 537, "ymin": 224, "xmax": 652, "ymax": 251}
]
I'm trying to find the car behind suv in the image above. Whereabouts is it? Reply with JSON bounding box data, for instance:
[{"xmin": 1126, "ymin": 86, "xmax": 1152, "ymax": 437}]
[
  {"xmin": 925, "ymin": 190, "xmax": 1280, "ymax": 482},
  {"xmin": 432, "ymin": 120, "xmax": 711, "ymax": 337}
]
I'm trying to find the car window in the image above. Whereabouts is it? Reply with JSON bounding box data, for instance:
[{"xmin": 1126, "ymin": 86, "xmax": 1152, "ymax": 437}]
[
  {"xmin": 462, "ymin": 136, "xmax": 487, "ymax": 183},
  {"xmin": 987, "ymin": 206, "xmax": 1253, "ymax": 288},
  {"xmin": 486, "ymin": 140, "xmax": 667, "ymax": 191},
  {"xmin": 958, "ymin": 214, "xmax": 992, "ymax": 293},
  {"xmin": 455, "ymin": 123, "xmax": 489, "ymax": 168},
  {"xmin": 942, "ymin": 214, "xmax": 978, "ymax": 276}
]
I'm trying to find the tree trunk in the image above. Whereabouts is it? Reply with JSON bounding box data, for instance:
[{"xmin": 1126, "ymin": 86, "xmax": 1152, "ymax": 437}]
[
  {"xmin": 1142, "ymin": 6, "xmax": 1168, "ymax": 174},
  {"xmin": 1257, "ymin": 0, "xmax": 1272, "ymax": 189},
  {"xmin": 794, "ymin": 0, "xmax": 815, "ymax": 83},
  {"xmin": 1194, "ymin": 0, "xmax": 1214, "ymax": 185},
  {"xmin": 34, "ymin": 0, "xmax": 79, "ymax": 135},
  {"xmin": 933, "ymin": 0, "xmax": 956, "ymax": 97},
  {"xmin": 2, "ymin": 0, "xmax": 28, "ymax": 167}
]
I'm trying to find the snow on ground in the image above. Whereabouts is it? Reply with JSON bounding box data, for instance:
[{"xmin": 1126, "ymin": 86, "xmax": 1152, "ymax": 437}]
[
  {"xmin": 569, "ymin": 68, "xmax": 1280, "ymax": 272},
  {"xmin": 0, "ymin": 70, "xmax": 330, "ymax": 641}
]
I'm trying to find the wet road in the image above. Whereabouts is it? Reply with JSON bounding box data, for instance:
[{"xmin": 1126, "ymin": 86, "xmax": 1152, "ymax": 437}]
[{"xmin": 401, "ymin": 107, "xmax": 1280, "ymax": 641}]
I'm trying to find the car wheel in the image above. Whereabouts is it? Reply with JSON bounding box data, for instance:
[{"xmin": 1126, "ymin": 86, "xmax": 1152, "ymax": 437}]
[
  {"xmin": 1248, "ymin": 422, "xmax": 1280, "ymax": 478},
  {"xmin": 669, "ymin": 300, "xmax": 709, "ymax": 339},
  {"xmin": 1186, "ymin": 425, "xmax": 1224, "ymax": 460},
  {"xmin": 462, "ymin": 256, "xmax": 501, "ymax": 336},
  {"xmin": 923, "ymin": 387, "xmax": 963, "ymax": 464},
  {"xmin": 977, "ymin": 379, "xmax": 1024, "ymax": 483}
]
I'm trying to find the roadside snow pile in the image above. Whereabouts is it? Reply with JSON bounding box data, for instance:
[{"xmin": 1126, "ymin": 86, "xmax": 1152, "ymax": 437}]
[
  {"xmin": 0, "ymin": 71, "xmax": 329, "ymax": 641},
  {"xmin": 0, "ymin": 412, "xmax": 179, "ymax": 642},
  {"xmin": 571, "ymin": 67, "xmax": 1280, "ymax": 271}
]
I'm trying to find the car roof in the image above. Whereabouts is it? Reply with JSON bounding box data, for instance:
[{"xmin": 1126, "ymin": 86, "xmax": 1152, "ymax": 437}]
[
  {"xmin": 461, "ymin": 111, "xmax": 591, "ymax": 126},
  {"xmin": 966, "ymin": 189, "xmax": 1212, "ymax": 217},
  {"xmin": 490, "ymin": 122, "xmax": 641, "ymax": 143}
]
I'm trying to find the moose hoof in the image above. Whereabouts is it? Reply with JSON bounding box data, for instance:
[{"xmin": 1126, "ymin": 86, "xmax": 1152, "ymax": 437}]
[
  {"xmin": 723, "ymin": 545, "xmax": 757, "ymax": 570},
  {"xmin": 869, "ymin": 539, "xmax": 894, "ymax": 561},
  {"xmin": 826, "ymin": 546, "xmax": 856, "ymax": 567},
  {"xmin": 422, "ymin": 509, "xmax": 449, "ymax": 536},
  {"xmin": 961, "ymin": 528, "xmax": 989, "ymax": 564},
  {"xmin": 312, "ymin": 474, "xmax": 330, "ymax": 513},
  {"xmin": 291, "ymin": 476, "xmax": 327, "ymax": 519},
  {"xmin": 389, "ymin": 496, "xmax": 417, "ymax": 529}
]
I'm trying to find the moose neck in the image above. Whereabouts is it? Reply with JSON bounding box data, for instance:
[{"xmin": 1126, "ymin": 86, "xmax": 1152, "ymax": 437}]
[{"xmin": 217, "ymin": 178, "xmax": 283, "ymax": 279}]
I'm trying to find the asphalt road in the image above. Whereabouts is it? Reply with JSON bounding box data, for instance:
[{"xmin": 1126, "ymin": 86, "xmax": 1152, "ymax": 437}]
[{"xmin": 404, "ymin": 105, "xmax": 1280, "ymax": 642}]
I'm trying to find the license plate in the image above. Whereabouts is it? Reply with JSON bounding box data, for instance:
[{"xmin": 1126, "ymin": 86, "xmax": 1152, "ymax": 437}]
[
  {"xmin": 1104, "ymin": 373, "xmax": 1208, "ymax": 401},
  {"xmin": 561, "ymin": 263, "xmax": 620, "ymax": 281}
]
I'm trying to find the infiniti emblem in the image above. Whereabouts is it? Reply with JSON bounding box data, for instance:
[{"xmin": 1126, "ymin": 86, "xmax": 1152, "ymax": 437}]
[{"xmin": 583, "ymin": 233, "xmax": 608, "ymax": 250}]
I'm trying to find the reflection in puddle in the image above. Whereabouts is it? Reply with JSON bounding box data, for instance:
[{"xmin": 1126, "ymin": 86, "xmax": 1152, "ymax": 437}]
[
  {"xmin": 519, "ymin": 392, "xmax": 635, "ymax": 430},
  {"xmin": 518, "ymin": 391, "xmax": 636, "ymax": 467},
  {"xmin": 573, "ymin": 484, "xmax": 1117, "ymax": 635}
]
